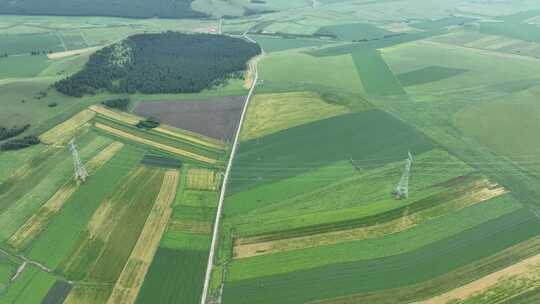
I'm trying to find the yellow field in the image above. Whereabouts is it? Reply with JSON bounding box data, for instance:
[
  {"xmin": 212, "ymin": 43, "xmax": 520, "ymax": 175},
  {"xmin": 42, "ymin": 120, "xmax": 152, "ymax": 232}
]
[
  {"xmin": 234, "ymin": 178, "xmax": 506, "ymax": 259},
  {"xmin": 39, "ymin": 109, "xmax": 96, "ymax": 144},
  {"xmin": 94, "ymin": 122, "xmax": 217, "ymax": 164},
  {"xmin": 240, "ymin": 91, "xmax": 350, "ymax": 141},
  {"xmin": 106, "ymin": 170, "xmax": 179, "ymax": 304},
  {"xmin": 7, "ymin": 142, "xmax": 124, "ymax": 251},
  {"xmin": 186, "ymin": 167, "xmax": 220, "ymax": 191},
  {"xmin": 63, "ymin": 285, "xmax": 111, "ymax": 304},
  {"xmin": 154, "ymin": 125, "xmax": 225, "ymax": 151}
]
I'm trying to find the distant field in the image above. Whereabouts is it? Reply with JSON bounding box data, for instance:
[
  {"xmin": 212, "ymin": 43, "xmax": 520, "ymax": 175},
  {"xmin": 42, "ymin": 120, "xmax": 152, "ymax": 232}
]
[
  {"xmin": 257, "ymin": 49, "xmax": 364, "ymax": 94},
  {"xmin": 351, "ymin": 49, "xmax": 406, "ymax": 96},
  {"xmin": 251, "ymin": 35, "xmax": 331, "ymax": 53},
  {"xmin": 0, "ymin": 55, "xmax": 50, "ymax": 78},
  {"xmin": 455, "ymin": 91, "xmax": 540, "ymax": 177},
  {"xmin": 0, "ymin": 33, "xmax": 63, "ymax": 55},
  {"xmin": 316, "ymin": 23, "xmax": 393, "ymax": 41}
]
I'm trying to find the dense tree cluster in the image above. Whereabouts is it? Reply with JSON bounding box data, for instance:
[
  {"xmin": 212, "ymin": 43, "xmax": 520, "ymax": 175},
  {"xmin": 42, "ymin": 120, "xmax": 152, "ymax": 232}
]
[
  {"xmin": 55, "ymin": 32, "xmax": 261, "ymax": 97},
  {"xmin": 0, "ymin": 0, "xmax": 206, "ymax": 19},
  {"xmin": 0, "ymin": 124, "xmax": 30, "ymax": 141},
  {"xmin": 102, "ymin": 98, "xmax": 130, "ymax": 110},
  {"xmin": 0, "ymin": 136, "xmax": 40, "ymax": 151},
  {"xmin": 136, "ymin": 117, "xmax": 160, "ymax": 130}
]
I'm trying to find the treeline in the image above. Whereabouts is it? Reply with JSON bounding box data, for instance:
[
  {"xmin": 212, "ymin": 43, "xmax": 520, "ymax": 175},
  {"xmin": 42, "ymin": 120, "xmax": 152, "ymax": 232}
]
[
  {"xmin": 102, "ymin": 98, "xmax": 130, "ymax": 110},
  {"xmin": 0, "ymin": 136, "xmax": 40, "ymax": 151},
  {"xmin": 0, "ymin": 0, "xmax": 207, "ymax": 19},
  {"xmin": 0, "ymin": 124, "xmax": 30, "ymax": 141},
  {"xmin": 55, "ymin": 32, "xmax": 261, "ymax": 97}
]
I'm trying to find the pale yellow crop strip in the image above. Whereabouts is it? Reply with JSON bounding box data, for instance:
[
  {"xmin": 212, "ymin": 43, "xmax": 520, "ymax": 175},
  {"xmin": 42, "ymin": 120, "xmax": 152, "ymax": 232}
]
[
  {"xmin": 6, "ymin": 142, "xmax": 124, "ymax": 251},
  {"xmin": 234, "ymin": 179, "xmax": 507, "ymax": 259},
  {"xmin": 89, "ymin": 105, "xmax": 141, "ymax": 125},
  {"xmin": 106, "ymin": 169, "xmax": 179, "ymax": 304},
  {"xmin": 90, "ymin": 104, "xmax": 224, "ymax": 150},
  {"xmin": 39, "ymin": 109, "xmax": 96, "ymax": 144},
  {"xmin": 94, "ymin": 122, "xmax": 217, "ymax": 164},
  {"xmin": 421, "ymin": 254, "xmax": 540, "ymax": 304},
  {"xmin": 154, "ymin": 126, "xmax": 225, "ymax": 150}
]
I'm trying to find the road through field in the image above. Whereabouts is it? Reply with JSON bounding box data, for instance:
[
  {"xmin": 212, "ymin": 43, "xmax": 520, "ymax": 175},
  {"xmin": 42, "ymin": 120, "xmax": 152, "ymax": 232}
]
[{"xmin": 200, "ymin": 42, "xmax": 262, "ymax": 304}]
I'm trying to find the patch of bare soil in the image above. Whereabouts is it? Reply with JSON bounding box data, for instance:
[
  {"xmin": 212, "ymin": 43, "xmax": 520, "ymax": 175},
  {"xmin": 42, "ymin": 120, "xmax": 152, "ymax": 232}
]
[{"xmin": 133, "ymin": 96, "xmax": 246, "ymax": 141}]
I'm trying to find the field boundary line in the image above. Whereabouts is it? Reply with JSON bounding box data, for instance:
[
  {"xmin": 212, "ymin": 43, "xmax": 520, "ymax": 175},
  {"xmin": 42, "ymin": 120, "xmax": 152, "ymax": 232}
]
[{"xmin": 200, "ymin": 49, "xmax": 262, "ymax": 304}]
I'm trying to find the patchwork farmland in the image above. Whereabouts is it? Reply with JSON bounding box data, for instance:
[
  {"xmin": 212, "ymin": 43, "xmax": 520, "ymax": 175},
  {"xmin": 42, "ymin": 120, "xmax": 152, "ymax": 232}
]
[
  {"xmin": 0, "ymin": 100, "xmax": 231, "ymax": 303},
  {"xmin": 2, "ymin": 1, "xmax": 540, "ymax": 303}
]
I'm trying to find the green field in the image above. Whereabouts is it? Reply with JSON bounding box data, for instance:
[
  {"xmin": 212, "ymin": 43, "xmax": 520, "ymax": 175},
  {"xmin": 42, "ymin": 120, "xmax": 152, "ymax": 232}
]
[
  {"xmin": 0, "ymin": 265, "xmax": 56, "ymax": 304},
  {"xmin": 223, "ymin": 207, "xmax": 540, "ymax": 304},
  {"xmin": 316, "ymin": 23, "xmax": 393, "ymax": 41},
  {"xmin": 228, "ymin": 110, "xmax": 433, "ymax": 195},
  {"xmin": 251, "ymin": 35, "xmax": 331, "ymax": 53},
  {"xmin": 351, "ymin": 49, "xmax": 406, "ymax": 96},
  {"xmin": 3, "ymin": 3, "xmax": 540, "ymax": 304},
  {"xmin": 0, "ymin": 33, "xmax": 63, "ymax": 55},
  {"xmin": 0, "ymin": 56, "xmax": 50, "ymax": 78},
  {"xmin": 0, "ymin": 131, "xmax": 111, "ymax": 241},
  {"xmin": 396, "ymin": 66, "xmax": 468, "ymax": 87},
  {"xmin": 26, "ymin": 145, "xmax": 144, "ymax": 268},
  {"xmin": 136, "ymin": 248, "xmax": 208, "ymax": 304}
]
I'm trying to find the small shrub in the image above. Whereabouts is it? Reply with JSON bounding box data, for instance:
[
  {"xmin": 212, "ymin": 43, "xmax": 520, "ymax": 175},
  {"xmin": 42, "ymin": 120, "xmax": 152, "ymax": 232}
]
[
  {"xmin": 136, "ymin": 117, "xmax": 160, "ymax": 130},
  {"xmin": 102, "ymin": 98, "xmax": 130, "ymax": 110}
]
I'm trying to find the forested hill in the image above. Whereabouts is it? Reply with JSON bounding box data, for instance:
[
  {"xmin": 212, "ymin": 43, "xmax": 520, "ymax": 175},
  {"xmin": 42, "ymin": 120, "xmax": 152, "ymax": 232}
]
[
  {"xmin": 0, "ymin": 0, "xmax": 206, "ymax": 19},
  {"xmin": 55, "ymin": 32, "xmax": 261, "ymax": 97}
]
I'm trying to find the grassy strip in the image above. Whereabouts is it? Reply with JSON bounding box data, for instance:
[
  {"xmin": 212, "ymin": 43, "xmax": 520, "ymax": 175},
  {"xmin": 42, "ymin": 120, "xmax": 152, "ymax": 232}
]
[
  {"xmin": 7, "ymin": 142, "xmax": 123, "ymax": 251},
  {"xmin": 94, "ymin": 115, "xmax": 223, "ymax": 160},
  {"xmin": 308, "ymin": 234, "xmax": 540, "ymax": 304},
  {"xmin": 236, "ymin": 174, "xmax": 488, "ymax": 243},
  {"xmin": 228, "ymin": 110, "xmax": 433, "ymax": 195},
  {"xmin": 227, "ymin": 195, "xmax": 521, "ymax": 281},
  {"xmin": 351, "ymin": 49, "xmax": 406, "ymax": 96},
  {"xmin": 0, "ymin": 265, "xmax": 56, "ymax": 304},
  {"xmin": 39, "ymin": 109, "xmax": 95, "ymax": 144},
  {"xmin": 60, "ymin": 167, "xmax": 164, "ymax": 283},
  {"xmin": 63, "ymin": 284, "xmax": 112, "ymax": 304},
  {"xmin": 106, "ymin": 170, "xmax": 179, "ymax": 304},
  {"xmin": 234, "ymin": 177, "xmax": 506, "ymax": 258},
  {"xmin": 187, "ymin": 168, "xmax": 220, "ymax": 191},
  {"xmin": 422, "ymin": 254, "xmax": 540, "ymax": 303},
  {"xmin": 95, "ymin": 122, "xmax": 218, "ymax": 165},
  {"xmin": 0, "ymin": 132, "xmax": 111, "ymax": 241},
  {"xmin": 228, "ymin": 149, "xmax": 472, "ymax": 237},
  {"xmin": 90, "ymin": 105, "xmax": 225, "ymax": 150},
  {"xmin": 222, "ymin": 208, "xmax": 540, "ymax": 304},
  {"xmin": 26, "ymin": 145, "xmax": 144, "ymax": 269}
]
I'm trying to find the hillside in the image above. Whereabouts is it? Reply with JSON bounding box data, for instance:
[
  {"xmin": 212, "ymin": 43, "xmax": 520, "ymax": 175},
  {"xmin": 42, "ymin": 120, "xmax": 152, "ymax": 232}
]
[{"xmin": 55, "ymin": 32, "xmax": 261, "ymax": 96}]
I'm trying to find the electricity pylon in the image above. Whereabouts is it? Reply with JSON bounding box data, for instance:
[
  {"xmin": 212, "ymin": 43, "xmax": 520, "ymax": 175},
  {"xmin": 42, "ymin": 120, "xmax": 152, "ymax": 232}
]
[
  {"xmin": 393, "ymin": 151, "xmax": 413, "ymax": 199},
  {"xmin": 69, "ymin": 139, "xmax": 87, "ymax": 183}
]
